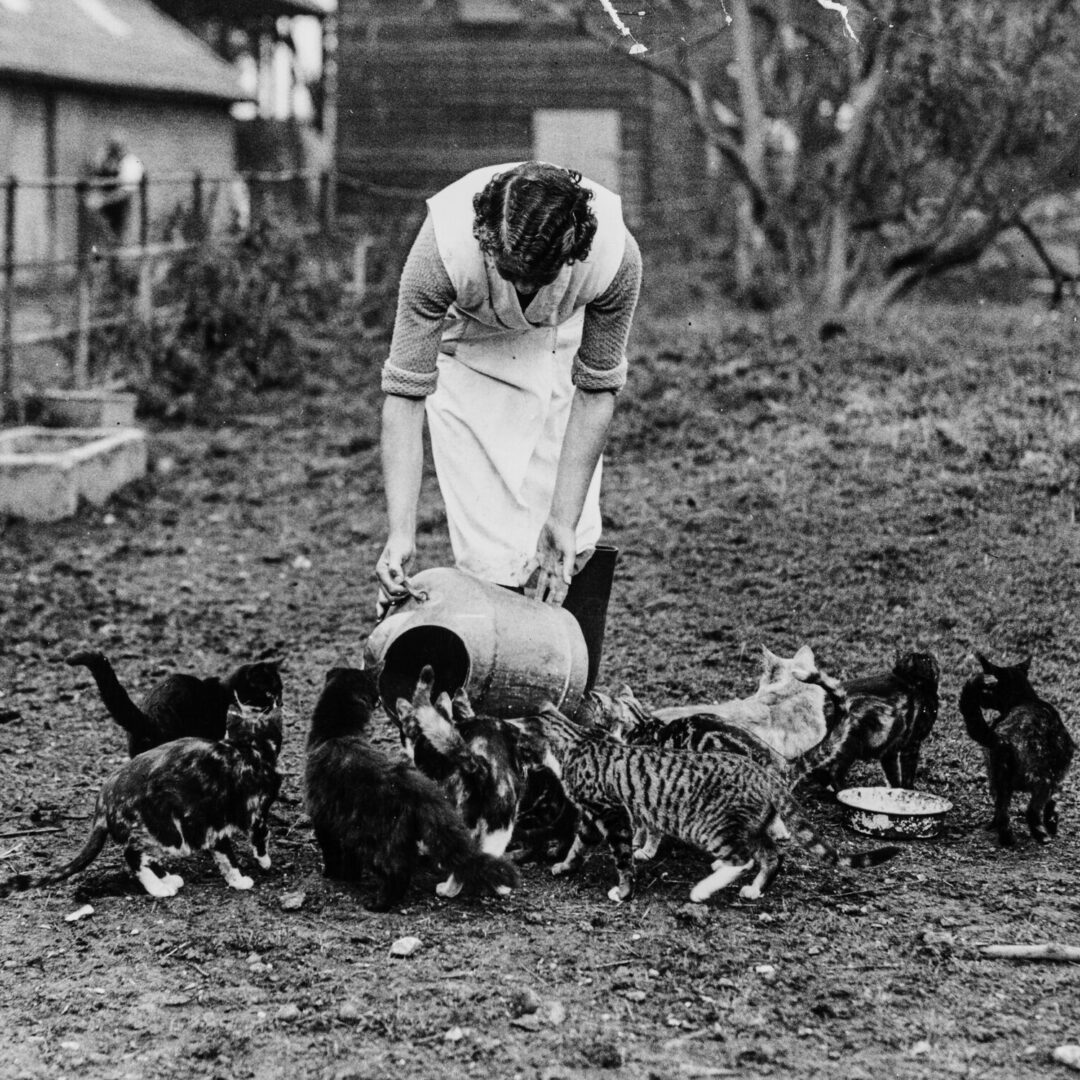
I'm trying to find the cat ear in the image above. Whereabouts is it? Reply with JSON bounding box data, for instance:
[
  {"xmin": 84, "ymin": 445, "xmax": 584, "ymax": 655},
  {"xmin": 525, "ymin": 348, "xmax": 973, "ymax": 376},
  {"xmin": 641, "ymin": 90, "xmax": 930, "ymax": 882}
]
[
  {"xmin": 1019, "ymin": 655, "xmax": 1033, "ymax": 674},
  {"xmin": 412, "ymin": 666, "xmax": 435, "ymax": 705},
  {"xmin": 793, "ymin": 644, "xmax": 815, "ymax": 666},
  {"xmin": 975, "ymin": 652, "xmax": 994, "ymax": 674},
  {"xmin": 435, "ymin": 691, "xmax": 454, "ymax": 719},
  {"xmin": 395, "ymin": 697, "xmax": 413, "ymax": 722}
]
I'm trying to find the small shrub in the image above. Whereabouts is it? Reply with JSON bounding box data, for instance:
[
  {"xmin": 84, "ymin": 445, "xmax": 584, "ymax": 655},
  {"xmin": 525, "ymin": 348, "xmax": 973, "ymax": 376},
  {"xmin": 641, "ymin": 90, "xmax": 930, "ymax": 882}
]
[{"xmin": 94, "ymin": 218, "xmax": 348, "ymax": 423}]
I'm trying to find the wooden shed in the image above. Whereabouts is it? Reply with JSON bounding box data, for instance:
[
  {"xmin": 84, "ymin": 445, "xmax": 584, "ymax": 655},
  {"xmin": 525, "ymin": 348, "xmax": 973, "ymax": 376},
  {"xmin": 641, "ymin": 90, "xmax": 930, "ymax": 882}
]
[
  {"xmin": 335, "ymin": 0, "xmax": 708, "ymax": 232},
  {"xmin": 0, "ymin": 0, "xmax": 245, "ymax": 274}
]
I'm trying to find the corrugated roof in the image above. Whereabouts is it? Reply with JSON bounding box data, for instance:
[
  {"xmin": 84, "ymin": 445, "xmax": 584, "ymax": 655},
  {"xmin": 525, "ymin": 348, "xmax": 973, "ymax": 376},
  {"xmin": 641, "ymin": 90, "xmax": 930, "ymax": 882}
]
[{"xmin": 0, "ymin": 0, "xmax": 247, "ymax": 103}]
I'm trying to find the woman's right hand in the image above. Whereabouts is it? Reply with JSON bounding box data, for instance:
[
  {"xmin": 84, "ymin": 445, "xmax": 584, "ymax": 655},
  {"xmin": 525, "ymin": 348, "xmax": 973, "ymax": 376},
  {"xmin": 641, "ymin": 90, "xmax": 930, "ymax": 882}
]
[{"xmin": 375, "ymin": 535, "xmax": 417, "ymax": 618}]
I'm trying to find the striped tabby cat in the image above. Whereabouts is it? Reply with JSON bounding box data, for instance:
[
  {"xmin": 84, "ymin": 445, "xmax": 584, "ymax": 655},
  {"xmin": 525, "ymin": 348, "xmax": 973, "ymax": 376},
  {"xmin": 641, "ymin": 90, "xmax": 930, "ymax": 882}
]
[{"xmin": 521, "ymin": 704, "xmax": 901, "ymax": 904}]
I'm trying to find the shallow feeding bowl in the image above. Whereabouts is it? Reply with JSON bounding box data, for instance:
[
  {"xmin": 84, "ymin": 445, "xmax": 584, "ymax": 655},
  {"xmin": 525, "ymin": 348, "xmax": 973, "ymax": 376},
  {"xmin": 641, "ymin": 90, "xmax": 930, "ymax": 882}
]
[{"xmin": 836, "ymin": 786, "xmax": 953, "ymax": 840}]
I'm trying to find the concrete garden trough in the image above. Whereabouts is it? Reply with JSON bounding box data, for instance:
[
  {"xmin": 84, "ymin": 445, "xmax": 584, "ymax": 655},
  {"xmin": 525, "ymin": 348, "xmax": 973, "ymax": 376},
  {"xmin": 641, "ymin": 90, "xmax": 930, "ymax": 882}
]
[{"xmin": 0, "ymin": 426, "xmax": 148, "ymax": 522}]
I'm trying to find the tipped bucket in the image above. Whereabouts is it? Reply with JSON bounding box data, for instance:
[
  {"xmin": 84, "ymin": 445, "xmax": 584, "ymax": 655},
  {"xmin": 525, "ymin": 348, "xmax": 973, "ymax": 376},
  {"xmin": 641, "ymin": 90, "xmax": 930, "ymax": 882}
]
[{"xmin": 364, "ymin": 567, "xmax": 589, "ymax": 718}]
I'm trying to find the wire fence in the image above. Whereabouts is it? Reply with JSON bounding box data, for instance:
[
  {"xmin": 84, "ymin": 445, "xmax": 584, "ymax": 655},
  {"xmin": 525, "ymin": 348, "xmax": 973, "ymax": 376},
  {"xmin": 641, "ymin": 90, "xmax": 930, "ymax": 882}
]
[{"xmin": 1, "ymin": 168, "xmax": 336, "ymax": 412}]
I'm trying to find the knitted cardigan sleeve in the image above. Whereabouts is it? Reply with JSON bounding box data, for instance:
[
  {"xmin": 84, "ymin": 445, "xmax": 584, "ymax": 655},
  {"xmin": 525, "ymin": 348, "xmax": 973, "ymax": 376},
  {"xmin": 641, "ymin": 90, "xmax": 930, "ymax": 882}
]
[
  {"xmin": 381, "ymin": 215, "xmax": 454, "ymax": 397},
  {"xmin": 573, "ymin": 229, "xmax": 642, "ymax": 392}
]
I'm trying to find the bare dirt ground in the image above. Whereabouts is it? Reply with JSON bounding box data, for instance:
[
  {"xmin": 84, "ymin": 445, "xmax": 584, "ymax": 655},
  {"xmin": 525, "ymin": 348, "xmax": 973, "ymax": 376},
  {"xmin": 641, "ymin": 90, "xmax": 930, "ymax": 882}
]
[{"xmin": 2, "ymin": 294, "xmax": 1080, "ymax": 1080}]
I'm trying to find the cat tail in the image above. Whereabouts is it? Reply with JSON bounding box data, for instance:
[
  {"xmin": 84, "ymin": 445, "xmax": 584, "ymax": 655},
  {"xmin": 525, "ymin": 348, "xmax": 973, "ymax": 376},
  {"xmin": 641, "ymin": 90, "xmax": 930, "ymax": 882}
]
[
  {"xmin": 0, "ymin": 805, "xmax": 109, "ymax": 898},
  {"xmin": 414, "ymin": 796, "xmax": 520, "ymax": 896},
  {"xmin": 65, "ymin": 650, "xmax": 149, "ymax": 740},
  {"xmin": 959, "ymin": 677, "xmax": 996, "ymax": 748},
  {"xmin": 788, "ymin": 670, "xmax": 852, "ymax": 785},
  {"xmin": 775, "ymin": 796, "xmax": 902, "ymax": 870}
]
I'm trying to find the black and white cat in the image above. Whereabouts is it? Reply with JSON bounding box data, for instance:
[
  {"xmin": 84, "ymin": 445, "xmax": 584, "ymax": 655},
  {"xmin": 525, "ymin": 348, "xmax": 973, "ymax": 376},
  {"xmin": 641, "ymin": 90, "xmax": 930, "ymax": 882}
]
[
  {"xmin": 394, "ymin": 667, "xmax": 550, "ymax": 897},
  {"xmin": 66, "ymin": 649, "xmax": 283, "ymax": 757},
  {"xmin": 304, "ymin": 666, "xmax": 519, "ymax": 911},
  {"xmin": 1, "ymin": 700, "xmax": 284, "ymax": 899}
]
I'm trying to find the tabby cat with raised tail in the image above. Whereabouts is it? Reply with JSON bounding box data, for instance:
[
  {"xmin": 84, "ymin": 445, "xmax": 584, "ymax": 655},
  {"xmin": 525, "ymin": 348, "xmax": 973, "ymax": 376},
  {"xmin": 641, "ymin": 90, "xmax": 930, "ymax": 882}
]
[
  {"xmin": 65, "ymin": 650, "xmax": 283, "ymax": 757},
  {"xmin": 959, "ymin": 653, "xmax": 1075, "ymax": 847},
  {"xmin": 304, "ymin": 667, "xmax": 519, "ymax": 911},
  {"xmin": 395, "ymin": 667, "xmax": 549, "ymax": 897},
  {"xmin": 795, "ymin": 651, "xmax": 940, "ymax": 791},
  {"xmin": 521, "ymin": 704, "xmax": 901, "ymax": 904},
  {"xmin": 0, "ymin": 701, "xmax": 284, "ymax": 899}
]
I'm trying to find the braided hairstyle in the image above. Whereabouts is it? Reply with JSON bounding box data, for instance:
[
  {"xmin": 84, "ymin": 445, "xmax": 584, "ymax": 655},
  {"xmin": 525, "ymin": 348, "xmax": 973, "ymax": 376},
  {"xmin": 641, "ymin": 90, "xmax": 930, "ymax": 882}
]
[{"xmin": 472, "ymin": 162, "xmax": 598, "ymax": 287}]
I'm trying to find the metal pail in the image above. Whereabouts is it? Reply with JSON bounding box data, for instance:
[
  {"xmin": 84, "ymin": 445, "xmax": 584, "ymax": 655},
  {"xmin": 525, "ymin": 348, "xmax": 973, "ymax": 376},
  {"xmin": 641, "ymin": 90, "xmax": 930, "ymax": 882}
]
[{"xmin": 363, "ymin": 567, "xmax": 589, "ymax": 719}]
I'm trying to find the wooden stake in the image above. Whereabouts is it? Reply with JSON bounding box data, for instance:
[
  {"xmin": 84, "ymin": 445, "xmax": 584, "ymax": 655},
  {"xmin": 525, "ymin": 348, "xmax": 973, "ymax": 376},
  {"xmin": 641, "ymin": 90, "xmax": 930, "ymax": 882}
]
[{"xmin": 981, "ymin": 944, "xmax": 1080, "ymax": 962}]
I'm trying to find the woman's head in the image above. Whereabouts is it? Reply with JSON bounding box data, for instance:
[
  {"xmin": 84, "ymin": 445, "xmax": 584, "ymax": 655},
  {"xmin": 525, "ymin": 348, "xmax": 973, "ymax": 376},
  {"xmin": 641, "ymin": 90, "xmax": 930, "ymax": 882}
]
[{"xmin": 472, "ymin": 162, "xmax": 598, "ymax": 292}]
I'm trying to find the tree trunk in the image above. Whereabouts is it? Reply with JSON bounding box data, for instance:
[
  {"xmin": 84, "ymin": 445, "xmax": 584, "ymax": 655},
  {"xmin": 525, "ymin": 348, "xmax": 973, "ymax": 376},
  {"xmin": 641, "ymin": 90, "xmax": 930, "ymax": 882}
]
[{"xmin": 729, "ymin": 0, "xmax": 767, "ymax": 292}]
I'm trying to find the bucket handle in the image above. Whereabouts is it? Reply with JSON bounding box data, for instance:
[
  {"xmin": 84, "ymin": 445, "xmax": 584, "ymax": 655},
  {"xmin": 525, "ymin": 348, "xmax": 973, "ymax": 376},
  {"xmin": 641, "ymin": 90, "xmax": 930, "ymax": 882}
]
[{"xmin": 375, "ymin": 577, "xmax": 430, "ymax": 623}]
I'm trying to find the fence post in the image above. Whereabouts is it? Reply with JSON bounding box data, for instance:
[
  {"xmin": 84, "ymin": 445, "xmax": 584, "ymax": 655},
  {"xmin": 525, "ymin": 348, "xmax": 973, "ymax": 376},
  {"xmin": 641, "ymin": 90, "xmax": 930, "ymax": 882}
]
[
  {"xmin": 137, "ymin": 170, "xmax": 152, "ymax": 323},
  {"xmin": 192, "ymin": 171, "xmax": 205, "ymax": 238},
  {"xmin": 2, "ymin": 176, "xmax": 16, "ymax": 419},
  {"xmin": 74, "ymin": 178, "xmax": 91, "ymax": 390},
  {"xmin": 319, "ymin": 170, "xmax": 331, "ymax": 235}
]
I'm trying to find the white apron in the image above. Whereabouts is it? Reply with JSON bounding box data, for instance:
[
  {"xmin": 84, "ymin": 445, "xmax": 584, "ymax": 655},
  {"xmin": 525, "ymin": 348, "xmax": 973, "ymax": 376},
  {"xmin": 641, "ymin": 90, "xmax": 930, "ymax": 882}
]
[{"xmin": 424, "ymin": 164, "xmax": 627, "ymax": 587}]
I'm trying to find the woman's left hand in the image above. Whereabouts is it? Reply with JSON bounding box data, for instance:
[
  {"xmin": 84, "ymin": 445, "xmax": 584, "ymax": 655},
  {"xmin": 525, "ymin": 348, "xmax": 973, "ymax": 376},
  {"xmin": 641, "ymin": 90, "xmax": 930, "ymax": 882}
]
[{"xmin": 531, "ymin": 518, "xmax": 576, "ymax": 605}]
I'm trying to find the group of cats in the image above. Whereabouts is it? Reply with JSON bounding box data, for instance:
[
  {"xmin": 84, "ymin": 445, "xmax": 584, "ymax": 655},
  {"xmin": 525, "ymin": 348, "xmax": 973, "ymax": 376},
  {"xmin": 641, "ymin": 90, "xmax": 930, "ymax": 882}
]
[{"xmin": 0, "ymin": 642, "xmax": 1073, "ymax": 911}]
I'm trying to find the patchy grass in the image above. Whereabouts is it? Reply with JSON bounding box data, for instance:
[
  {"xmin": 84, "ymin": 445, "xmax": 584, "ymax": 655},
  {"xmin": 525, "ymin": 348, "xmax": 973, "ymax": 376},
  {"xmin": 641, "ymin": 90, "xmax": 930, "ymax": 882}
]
[{"xmin": 1, "ymin": 296, "xmax": 1079, "ymax": 1079}]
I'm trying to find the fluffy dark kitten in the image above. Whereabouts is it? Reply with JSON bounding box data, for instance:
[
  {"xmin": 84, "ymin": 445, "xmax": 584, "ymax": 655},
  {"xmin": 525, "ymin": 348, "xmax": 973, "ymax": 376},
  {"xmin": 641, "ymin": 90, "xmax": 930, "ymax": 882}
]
[
  {"xmin": 517, "ymin": 704, "xmax": 900, "ymax": 904},
  {"xmin": 394, "ymin": 668, "xmax": 549, "ymax": 897},
  {"xmin": 795, "ymin": 651, "xmax": 940, "ymax": 791},
  {"xmin": 1, "ymin": 701, "xmax": 283, "ymax": 899},
  {"xmin": 66, "ymin": 650, "xmax": 283, "ymax": 757},
  {"xmin": 304, "ymin": 667, "xmax": 519, "ymax": 911},
  {"xmin": 960, "ymin": 653, "xmax": 1075, "ymax": 846}
]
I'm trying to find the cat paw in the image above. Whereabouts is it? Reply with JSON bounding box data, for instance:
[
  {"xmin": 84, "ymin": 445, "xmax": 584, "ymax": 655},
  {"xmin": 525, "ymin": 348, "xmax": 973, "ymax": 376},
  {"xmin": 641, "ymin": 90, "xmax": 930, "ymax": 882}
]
[
  {"xmin": 494, "ymin": 884, "xmax": 513, "ymax": 898},
  {"xmin": 227, "ymin": 871, "xmax": 255, "ymax": 890},
  {"xmin": 160, "ymin": 873, "xmax": 185, "ymax": 893},
  {"xmin": 551, "ymin": 861, "xmax": 573, "ymax": 877},
  {"xmin": 255, "ymin": 854, "xmax": 272, "ymax": 870},
  {"xmin": 435, "ymin": 878, "xmax": 463, "ymax": 899},
  {"xmin": 606, "ymin": 885, "xmax": 630, "ymax": 903},
  {"xmin": 688, "ymin": 886, "xmax": 709, "ymax": 904},
  {"xmin": 738, "ymin": 884, "xmax": 762, "ymax": 900}
]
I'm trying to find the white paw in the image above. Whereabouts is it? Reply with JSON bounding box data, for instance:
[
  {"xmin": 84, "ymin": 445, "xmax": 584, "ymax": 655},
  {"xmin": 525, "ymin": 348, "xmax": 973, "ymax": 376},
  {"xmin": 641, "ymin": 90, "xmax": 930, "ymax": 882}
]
[
  {"xmin": 607, "ymin": 885, "xmax": 627, "ymax": 903},
  {"xmin": 551, "ymin": 861, "xmax": 572, "ymax": 877},
  {"xmin": 494, "ymin": 884, "xmax": 513, "ymax": 898},
  {"xmin": 739, "ymin": 884, "xmax": 762, "ymax": 900},
  {"xmin": 688, "ymin": 886, "xmax": 709, "ymax": 904},
  {"xmin": 227, "ymin": 872, "xmax": 255, "ymax": 891},
  {"xmin": 632, "ymin": 847, "xmax": 655, "ymax": 862},
  {"xmin": 256, "ymin": 853, "xmax": 271, "ymax": 870},
  {"xmin": 435, "ymin": 877, "xmax": 463, "ymax": 899},
  {"xmin": 160, "ymin": 873, "xmax": 185, "ymax": 893}
]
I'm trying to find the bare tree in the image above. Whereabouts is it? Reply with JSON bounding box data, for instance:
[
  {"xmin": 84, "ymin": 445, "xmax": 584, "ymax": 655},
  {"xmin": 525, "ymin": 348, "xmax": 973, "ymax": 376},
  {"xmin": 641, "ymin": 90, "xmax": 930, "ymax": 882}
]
[{"xmin": 562, "ymin": 0, "xmax": 1080, "ymax": 312}]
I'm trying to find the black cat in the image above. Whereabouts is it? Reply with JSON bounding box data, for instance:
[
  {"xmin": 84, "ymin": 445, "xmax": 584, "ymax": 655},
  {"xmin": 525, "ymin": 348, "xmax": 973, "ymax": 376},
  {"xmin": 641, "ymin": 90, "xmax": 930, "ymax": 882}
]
[
  {"xmin": 303, "ymin": 667, "xmax": 519, "ymax": 911},
  {"xmin": 1, "ymin": 701, "xmax": 283, "ymax": 898},
  {"xmin": 960, "ymin": 653, "xmax": 1075, "ymax": 846},
  {"xmin": 66, "ymin": 650, "xmax": 283, "ymax": 757}
]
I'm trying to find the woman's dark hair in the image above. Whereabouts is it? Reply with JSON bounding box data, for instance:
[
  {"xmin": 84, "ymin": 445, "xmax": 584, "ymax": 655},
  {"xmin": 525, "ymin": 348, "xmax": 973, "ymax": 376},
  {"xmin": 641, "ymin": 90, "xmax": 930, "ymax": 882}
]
[{"xmin": 472, "ymin": 162, "xmax": 598, "ymax": 285}]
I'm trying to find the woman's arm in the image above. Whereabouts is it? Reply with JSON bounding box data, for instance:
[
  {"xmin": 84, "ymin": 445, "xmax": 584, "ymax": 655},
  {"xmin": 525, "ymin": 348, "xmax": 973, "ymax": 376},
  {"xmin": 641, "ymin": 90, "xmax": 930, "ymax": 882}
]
[
  {"xmin": 376, "ymin": 394, "xmax": 427, "ymax": 604},
  {"xmin": 532, "ymin": 388, "xmax": 617, "ymax": 605},
  {"xmin": 375, "ymin": 216, "xmax": 454, "ymax": 610}
]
